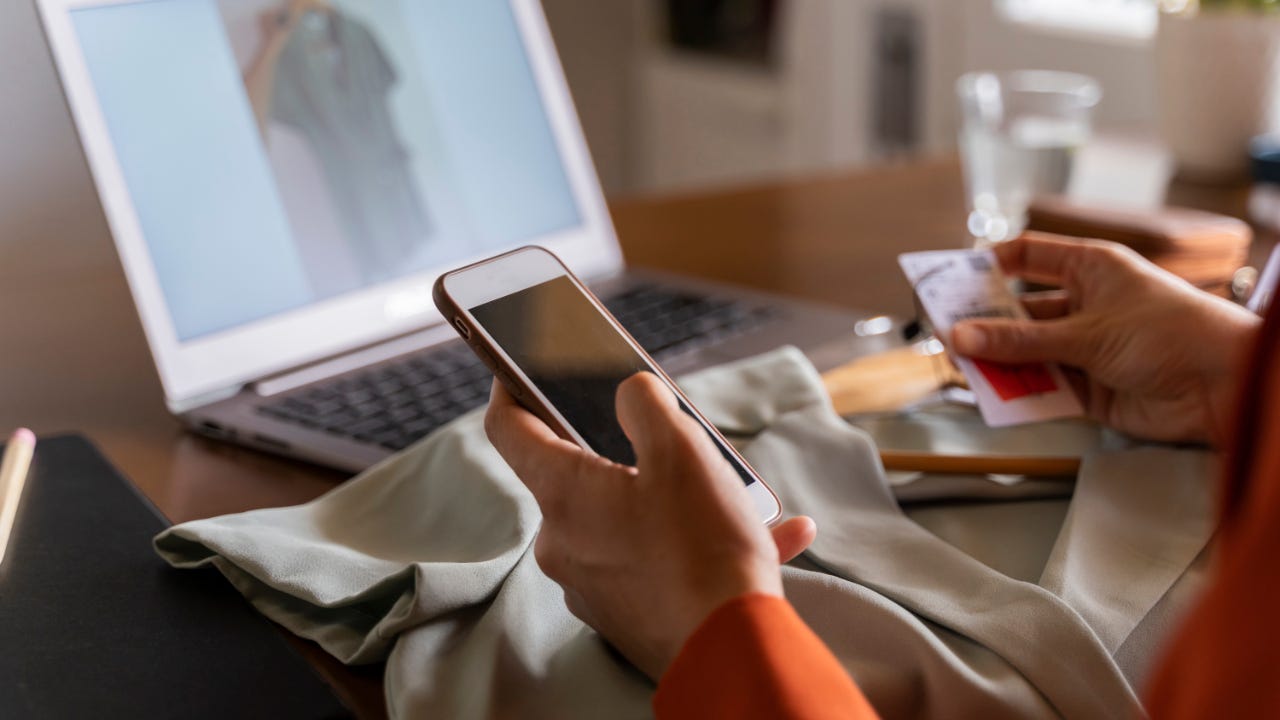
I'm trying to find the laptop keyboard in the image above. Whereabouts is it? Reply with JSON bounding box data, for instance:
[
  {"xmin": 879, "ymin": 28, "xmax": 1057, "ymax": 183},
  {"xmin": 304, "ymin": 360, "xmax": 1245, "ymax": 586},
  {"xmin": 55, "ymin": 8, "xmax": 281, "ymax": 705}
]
[
  {"xmin": 257, "ymin": 343, "xmax": 493, "ymax": 452},
  {"xmin": 257, "ymin": 283, "xmax": 775, "ymax": 452}
]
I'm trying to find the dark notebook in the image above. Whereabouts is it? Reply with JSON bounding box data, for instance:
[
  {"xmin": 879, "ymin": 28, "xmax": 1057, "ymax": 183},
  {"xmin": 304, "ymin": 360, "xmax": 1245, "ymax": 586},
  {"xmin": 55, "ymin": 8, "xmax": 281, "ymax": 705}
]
[{"xmin": 0, "ymin": 434, "xmax": 349, "ymax": 719}]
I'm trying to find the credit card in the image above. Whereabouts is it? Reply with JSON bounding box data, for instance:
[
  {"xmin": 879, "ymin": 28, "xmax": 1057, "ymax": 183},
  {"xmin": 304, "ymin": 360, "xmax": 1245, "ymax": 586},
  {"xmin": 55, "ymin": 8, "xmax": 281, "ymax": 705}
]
[{"xmin": 899, "ymin": 249, "xmax": 1084, "ymax": 427}]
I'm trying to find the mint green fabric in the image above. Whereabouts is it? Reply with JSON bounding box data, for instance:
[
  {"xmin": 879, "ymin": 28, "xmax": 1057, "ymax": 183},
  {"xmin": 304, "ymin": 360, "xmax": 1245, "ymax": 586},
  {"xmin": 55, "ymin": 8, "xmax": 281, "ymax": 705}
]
[{"xmin": 155, "ymin": 347, "xmax": 1213, "ymax": 719}]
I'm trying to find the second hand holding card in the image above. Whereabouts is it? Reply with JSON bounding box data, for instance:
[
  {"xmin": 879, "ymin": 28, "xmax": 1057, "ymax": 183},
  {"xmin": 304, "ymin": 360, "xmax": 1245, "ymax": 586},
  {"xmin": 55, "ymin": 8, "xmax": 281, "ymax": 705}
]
[{"xmin": 898, "ymin": 249, "xmax": 1084, "ymax": 427}]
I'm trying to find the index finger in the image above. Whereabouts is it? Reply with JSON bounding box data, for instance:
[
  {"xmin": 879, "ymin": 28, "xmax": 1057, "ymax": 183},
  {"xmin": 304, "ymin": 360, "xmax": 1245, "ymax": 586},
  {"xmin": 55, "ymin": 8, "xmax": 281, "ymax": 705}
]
[
  {"xmin": 993, "ymin": 232, "xmax": 1089, "ymax": 288},
  {"xmin": 1019, "ymin": 289, "xmax": 1071, "ymax": 320},
  {"xmin": 484, "ymin": 380, "xmax": 584, "ymax": 500}
]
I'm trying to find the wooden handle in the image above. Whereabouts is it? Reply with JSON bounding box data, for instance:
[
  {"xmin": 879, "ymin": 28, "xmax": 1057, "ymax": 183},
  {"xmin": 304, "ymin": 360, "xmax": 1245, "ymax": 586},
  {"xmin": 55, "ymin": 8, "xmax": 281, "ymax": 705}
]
[{"xmin": 820, "ymin": 345, "xmax": 964, "ymax": 417}]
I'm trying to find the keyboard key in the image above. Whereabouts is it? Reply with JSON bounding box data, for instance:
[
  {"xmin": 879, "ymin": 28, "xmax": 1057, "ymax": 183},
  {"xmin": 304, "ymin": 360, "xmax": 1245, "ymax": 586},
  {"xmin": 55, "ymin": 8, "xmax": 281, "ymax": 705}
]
[
  {"xmin": 389, "ymin": 405, "xmax": 423, "ymax": 423},
  {"xmin": 381, "ymin": 436, "xmax": 416, "ymax": 451},
  {"xmin": 402, "ymin": 418, "xmax": 437, "ymax": 436}
]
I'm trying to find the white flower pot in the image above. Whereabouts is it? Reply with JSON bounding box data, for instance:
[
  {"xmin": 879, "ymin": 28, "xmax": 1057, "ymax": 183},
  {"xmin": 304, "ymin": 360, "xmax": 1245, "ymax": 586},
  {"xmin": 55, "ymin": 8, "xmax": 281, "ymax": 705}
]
[{"xmin": 1156, "ymin": 11, "xmax": 1280, "ymax": 181}]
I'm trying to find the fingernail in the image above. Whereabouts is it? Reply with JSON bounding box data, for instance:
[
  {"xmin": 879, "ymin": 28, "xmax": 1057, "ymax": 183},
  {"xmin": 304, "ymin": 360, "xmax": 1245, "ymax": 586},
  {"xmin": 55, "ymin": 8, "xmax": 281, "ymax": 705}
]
[{"xmin": 952, "ymin": 324, "xmax": 985, "ymax": 354}]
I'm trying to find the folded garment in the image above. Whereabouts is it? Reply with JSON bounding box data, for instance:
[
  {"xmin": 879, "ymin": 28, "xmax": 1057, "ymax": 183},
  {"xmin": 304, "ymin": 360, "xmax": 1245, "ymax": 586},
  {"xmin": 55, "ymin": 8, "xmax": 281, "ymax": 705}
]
[{"xmin": 155, "ymin": 347, "xmax": 1214, "ymax": 719}]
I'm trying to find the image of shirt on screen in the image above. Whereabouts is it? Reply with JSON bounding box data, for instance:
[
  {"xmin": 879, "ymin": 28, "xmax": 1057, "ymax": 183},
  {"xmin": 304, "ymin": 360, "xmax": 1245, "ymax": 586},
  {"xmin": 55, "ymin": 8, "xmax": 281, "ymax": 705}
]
[{"xmin": 245, "ymin": 0, "xmax": 431, "ymax": 286}]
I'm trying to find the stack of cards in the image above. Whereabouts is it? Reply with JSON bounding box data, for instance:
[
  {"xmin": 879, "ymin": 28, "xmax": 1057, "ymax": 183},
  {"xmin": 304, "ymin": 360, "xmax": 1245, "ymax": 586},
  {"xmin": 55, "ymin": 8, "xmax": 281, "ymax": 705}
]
[{"xmin": 899, "ymin": 249, "xmax": 1084, "ymax": 427}]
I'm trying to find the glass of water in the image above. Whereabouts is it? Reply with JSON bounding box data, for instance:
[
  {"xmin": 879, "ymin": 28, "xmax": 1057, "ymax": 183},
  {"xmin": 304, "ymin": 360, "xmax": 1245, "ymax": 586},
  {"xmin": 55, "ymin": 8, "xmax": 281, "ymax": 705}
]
[{"xmin": 957, "ymin": 71, "xmax": 1101, "ymax": 245}]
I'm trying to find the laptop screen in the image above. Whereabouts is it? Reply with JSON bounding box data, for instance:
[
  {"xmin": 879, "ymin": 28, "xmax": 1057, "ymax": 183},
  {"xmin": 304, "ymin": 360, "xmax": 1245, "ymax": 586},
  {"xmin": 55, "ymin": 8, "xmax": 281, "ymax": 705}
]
[{"xmin": 68, "ymin": 0, "xmax": 582, "ymax": 342}]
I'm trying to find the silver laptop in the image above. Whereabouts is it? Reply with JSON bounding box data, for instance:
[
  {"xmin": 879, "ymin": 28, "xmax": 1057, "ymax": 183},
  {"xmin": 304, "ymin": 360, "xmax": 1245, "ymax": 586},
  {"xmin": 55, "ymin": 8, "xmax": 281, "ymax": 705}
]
[{"xmin": 40, "ymin": 0, "xmax": 875, "ymax": 473}]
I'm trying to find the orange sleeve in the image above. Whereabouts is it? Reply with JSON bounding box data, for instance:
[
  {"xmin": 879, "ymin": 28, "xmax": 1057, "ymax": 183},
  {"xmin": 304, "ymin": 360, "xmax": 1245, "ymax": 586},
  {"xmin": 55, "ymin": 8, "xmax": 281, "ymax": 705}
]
[
  {"xmin": 1146, "ymin": 305, "xmax": 1280, "ymax": 718},
  {"xmin": 653, "ymin": 593, "xmax": 877, "ymax": 720}
]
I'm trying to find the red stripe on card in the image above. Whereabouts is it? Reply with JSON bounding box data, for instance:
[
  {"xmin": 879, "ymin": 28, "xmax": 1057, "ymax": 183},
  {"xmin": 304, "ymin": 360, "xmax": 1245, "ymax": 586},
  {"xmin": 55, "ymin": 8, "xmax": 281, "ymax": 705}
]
[{"xmin": 973, "ymin": 359, "xmax": 1059, "ymax": 400}]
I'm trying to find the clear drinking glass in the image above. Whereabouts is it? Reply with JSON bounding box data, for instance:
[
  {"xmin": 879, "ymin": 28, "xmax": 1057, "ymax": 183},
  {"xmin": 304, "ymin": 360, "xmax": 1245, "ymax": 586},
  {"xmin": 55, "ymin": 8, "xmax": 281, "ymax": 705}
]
[{"xmin": 957, "ymin": 71, "xmax": 1101, "ymax": 245}]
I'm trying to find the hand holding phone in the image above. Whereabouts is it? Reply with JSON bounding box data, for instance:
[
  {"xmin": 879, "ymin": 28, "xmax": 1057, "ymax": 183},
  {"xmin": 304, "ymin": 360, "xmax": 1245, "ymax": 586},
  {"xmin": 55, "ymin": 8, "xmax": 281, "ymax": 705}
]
[
  {"xmin": 437, "ymin": 246, "xmax": 814, "ymax": 679},
  {"xmin": 434, "ymin": 245, "xmax": 782, "ymax": 524},
  {"xmin": 481, "ymin": 336, "xmax": 814, "ymax": 680}
]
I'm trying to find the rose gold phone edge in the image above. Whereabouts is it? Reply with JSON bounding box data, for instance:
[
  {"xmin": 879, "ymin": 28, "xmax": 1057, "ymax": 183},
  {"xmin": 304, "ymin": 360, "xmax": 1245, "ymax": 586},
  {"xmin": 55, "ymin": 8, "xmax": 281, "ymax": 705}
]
[{"xmin": 433, "ymin": 245, "xmax": 784, "ymax": 526}]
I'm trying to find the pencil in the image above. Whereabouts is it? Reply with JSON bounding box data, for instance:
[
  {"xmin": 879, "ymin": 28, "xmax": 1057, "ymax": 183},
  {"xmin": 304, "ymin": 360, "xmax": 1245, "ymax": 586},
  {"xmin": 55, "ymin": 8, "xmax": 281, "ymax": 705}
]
[
  {"xmin": 0, "ymin": 428, "xmax": 36, "ymax": 567},
  {"xmin": 879, "ymin": 449, "xmax": 1080, "ymax": 477}
]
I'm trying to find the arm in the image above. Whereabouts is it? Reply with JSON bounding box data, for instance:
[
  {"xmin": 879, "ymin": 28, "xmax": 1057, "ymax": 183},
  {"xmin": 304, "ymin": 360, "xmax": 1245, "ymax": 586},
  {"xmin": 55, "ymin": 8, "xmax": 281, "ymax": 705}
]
[
  {"xmin": 655, "ymin": 594, "xmax": 876, "ymax": 720},
  {"xmin": 486, "ymin": 375, "xmax": 875, "ymax": 718},
  {"xmin": 1145, "ymin": 304, "xmax": 1280, "ymax": 717},
  {"xmin": 954, "ymin": 234, "xmax": 1280, "ymax": 714},
  {"xmin": 487, "ymin": 375, "xmax": 872, "ymax": 716},
  {"xmin": 244, "ymin": 22, "xmax": 290, "ymax": 135},
  {"xmin": 244, "ymin": 1, "xmax": 319, "ymax": 135}
]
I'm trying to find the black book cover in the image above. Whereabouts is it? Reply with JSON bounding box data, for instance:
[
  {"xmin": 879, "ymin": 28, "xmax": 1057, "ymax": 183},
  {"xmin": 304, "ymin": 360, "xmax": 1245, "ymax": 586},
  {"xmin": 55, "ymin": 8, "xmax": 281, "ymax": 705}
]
[{"xmin": 0, "ymin": 434, "xmax": 349, "ymax": 719}]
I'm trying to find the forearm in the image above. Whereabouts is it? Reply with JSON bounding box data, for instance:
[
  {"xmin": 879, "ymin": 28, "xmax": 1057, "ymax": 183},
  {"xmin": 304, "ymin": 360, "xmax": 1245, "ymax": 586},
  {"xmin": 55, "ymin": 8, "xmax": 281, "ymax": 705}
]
[
  {"xmin": 243, "ymin": 26, "xmax": 292, "ymax": 133},
  {"xmin": 654, "ymin": 593, "xmax": 876, "ymax": 720},
  {"xmin": 1146, "ymin": 301, "xmax": 1280, "ymax": 718}
]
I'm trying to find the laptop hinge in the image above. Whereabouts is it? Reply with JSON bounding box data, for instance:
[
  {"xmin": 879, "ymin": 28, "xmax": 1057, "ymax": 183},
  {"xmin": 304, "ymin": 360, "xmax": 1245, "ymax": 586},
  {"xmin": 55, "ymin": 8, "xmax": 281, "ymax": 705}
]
[{"xmin": 253, "ymin": 323, "xmax": 459, "ymax": 398}]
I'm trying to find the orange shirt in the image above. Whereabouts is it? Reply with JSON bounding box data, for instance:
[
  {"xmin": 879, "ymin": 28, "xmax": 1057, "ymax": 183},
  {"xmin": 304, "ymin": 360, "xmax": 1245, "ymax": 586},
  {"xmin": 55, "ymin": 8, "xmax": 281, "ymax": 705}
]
[
  {"xmin": 653, "ymin": 593, "xmax": 876, "ymax": 719},
  {"xmin": 656, "ymin": 308, "xmax": 1280, "ymax": 720},
  {"xmin": 1144, "ymin": 302, "xmax": 1280, "ymax": 717}
]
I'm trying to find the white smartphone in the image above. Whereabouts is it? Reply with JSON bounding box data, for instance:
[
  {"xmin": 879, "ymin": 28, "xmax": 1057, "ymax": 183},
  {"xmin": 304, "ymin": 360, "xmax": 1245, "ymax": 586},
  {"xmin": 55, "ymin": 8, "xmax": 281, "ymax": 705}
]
[{"xmin": 434, "ymin": 246, "xmax": 783, "ymax": 525}]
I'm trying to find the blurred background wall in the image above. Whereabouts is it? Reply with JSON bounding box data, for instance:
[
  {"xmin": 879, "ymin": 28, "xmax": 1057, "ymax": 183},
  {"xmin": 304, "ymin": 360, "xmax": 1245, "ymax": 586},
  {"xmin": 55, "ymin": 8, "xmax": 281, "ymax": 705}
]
[
  {"xmin": 541, "ymin": 0, "xmax": 1157, "ymax": 194},
  {"xmin": 0, "ymin": 0, "xmax": 117, "ymax": 269},
  {"xmin": 0, "ymin": 0, "xmax": 1159, "ymax": 261}
]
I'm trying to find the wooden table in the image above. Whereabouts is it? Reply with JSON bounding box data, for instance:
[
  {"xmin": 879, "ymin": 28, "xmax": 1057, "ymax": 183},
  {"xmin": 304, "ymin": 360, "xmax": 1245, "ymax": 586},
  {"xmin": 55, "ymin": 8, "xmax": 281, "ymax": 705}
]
[{"xmin": 0, "ymin": 155, "xmax": 1261, "ymax": 717}]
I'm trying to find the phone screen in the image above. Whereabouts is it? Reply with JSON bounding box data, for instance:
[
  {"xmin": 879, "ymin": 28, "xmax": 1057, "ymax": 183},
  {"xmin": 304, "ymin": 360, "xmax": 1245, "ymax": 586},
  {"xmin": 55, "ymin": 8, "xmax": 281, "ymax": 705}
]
[{"xmin": 469, "ymin": 275, "xmax": 757, "ymax": 485}]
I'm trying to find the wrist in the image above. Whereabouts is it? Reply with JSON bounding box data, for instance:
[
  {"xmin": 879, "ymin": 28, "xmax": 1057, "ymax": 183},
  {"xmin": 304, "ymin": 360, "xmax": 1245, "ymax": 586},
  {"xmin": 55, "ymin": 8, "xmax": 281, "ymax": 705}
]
[
  {"xmin": 655, "ymin": 564, "xmax": 782, "ymax": 676},
  {"xmin": 659, "ymin": 587, "xmax": 780, "ymax": 674},
  {"xmin": 1201, "ymin": 306, "xmax": 1262, "ymax": 448}
]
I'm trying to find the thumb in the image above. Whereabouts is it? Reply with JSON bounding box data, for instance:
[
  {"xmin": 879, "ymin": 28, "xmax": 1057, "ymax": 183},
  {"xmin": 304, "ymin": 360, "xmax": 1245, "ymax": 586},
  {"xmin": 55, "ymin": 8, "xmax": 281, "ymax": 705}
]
[
  {"xmin": 771, "ymin": 516, "xmax": 817, "ymax": 563},
  {"xmin": 951, "ymin": 318, "xmax": 1088, "ymax": 367}
]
